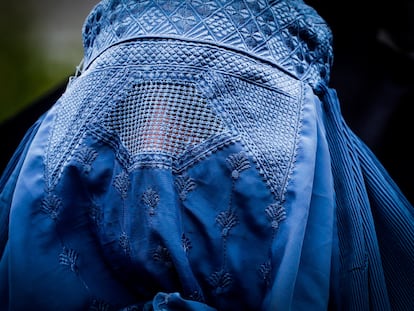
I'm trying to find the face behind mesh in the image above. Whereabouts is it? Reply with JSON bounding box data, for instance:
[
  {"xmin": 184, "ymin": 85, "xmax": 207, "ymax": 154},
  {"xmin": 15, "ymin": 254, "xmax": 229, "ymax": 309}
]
[{"xmin": 106, "ymin": 80, "xmax": 227, "ymax": 157}]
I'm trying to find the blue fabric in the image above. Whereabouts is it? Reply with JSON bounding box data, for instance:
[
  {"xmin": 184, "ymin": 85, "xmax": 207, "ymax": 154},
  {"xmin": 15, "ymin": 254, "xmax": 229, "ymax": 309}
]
[
  {"xmin": 0, "ymin": 1, "xmax": 413, "ymax": 310},
  {"xmin": 320, "ymin": 87, "xmax": 414, "ymax": 310}
]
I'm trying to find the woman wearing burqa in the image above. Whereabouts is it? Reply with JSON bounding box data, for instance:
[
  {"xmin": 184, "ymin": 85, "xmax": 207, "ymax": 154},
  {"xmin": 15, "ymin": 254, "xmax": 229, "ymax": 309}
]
[{"xmin": 0, "ymin": 0, "xmax": 412, "ymax": 310}]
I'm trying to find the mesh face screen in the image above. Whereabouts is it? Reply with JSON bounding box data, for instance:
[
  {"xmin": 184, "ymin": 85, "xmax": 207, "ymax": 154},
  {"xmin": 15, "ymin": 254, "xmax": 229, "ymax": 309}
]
[{"xmin": 107, "ymin": 80, "xmax": 226, "ymax": 156}]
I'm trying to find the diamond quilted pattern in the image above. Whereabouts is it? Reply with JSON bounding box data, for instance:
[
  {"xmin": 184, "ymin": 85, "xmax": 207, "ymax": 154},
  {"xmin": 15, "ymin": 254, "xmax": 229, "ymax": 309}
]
[{"xmin": 82, "ymin": 0, "xmax": 333, "ymax": 88}]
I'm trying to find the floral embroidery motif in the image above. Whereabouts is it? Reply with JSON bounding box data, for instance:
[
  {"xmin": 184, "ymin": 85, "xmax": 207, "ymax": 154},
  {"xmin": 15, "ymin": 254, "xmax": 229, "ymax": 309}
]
[
  {"xmin": 253, "ymin": 203, "xmax": 286, "ymax": 288},
  {"xmin": 153, "ymin": 245, "xmax": 173, "ymax": 268},
  {"xmin": 89, "ymin": 299, "xmax": 111, "ymax": 311},
  {"xmin": 265, "ymin": 202, "xmax": 286, "ymax": 230},
  {"xmin": 208, "ymin": 269, "xmax": 233, "ymax": 294},
  {"xmin": 225, "ymin": 1, "xmax": 250, "ymax": 25},
  {"xmin": 119, "ymin": 231, "xmax": 131, "ymax": 256},
  {"xmin": 216, "ymin": 210, "xmax": 239, "ymax": 237},
  {"xmin": 59, "ymin": 246, "xmax": 79, "ymax": 273},
  {"xmin": 175, "ymin": 173, "xmax": 196, "ymax": 201},
  {"xmin": 89, "ymin": 201, "xmax": 103, "ymax": 225},
  {"xmin": 73, "ymin": 146, "xmax": 98, "ymax": 174},
  {"xmin": 171, "ymin": 3, "xmax": 198, "ymax": 32},
  {"xmin": 259, "ymin": 261, "xmax": 272, "ymax": 287},
  {"xmin": 142, "ymin": 187, "xmax": 160, "ymax": 216},
  {"xmin": 181, "ymin": 233, "xmax": 192, "ymax": 254},
  {"xmin": 41, "ymin": 194, "xmax": 62, "ymax": 220},
  {"xmin": 226, "ymin": 152, "xmax": 250, "ymax": 179},
  {"xmin": 189, "ymin": 290, "xmax": 204, "ymax": 302},
  {"xmin": 113, "ymin": 170, "xmax": 130, "ymax": 199}
]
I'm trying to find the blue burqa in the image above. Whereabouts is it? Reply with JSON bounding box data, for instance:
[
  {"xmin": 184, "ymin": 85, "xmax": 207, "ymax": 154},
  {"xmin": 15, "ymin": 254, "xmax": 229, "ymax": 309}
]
[{"xmin": 0, "ymin": 0, "xmax": 413, "ymax": 310}]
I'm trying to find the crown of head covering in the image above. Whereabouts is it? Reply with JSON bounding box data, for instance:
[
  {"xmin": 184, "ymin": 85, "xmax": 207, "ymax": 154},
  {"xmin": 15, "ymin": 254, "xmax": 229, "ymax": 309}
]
[{"xmin": 82, "ymin": 0, "xmax": 333, "ymax": 88}]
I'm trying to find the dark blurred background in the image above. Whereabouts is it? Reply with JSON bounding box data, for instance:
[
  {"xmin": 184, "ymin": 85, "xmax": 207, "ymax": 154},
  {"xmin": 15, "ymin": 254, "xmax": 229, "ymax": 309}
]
[
  {"xmin": 308, "ymin": 0, "xmax": 414, "ymax": 204},
  {"xmin": 0, "ymin": 0, "xmax": 413, "ymax": 203},
  {"xmin": 0, "ymin": 1, "xmax": 98, "ymax": 122}
]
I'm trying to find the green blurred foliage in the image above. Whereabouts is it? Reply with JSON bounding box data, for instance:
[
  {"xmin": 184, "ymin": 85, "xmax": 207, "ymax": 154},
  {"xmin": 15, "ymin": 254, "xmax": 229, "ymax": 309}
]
[{"xmin": 0, "ymin": 2, "xmax": 76, "ymax": 123}]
